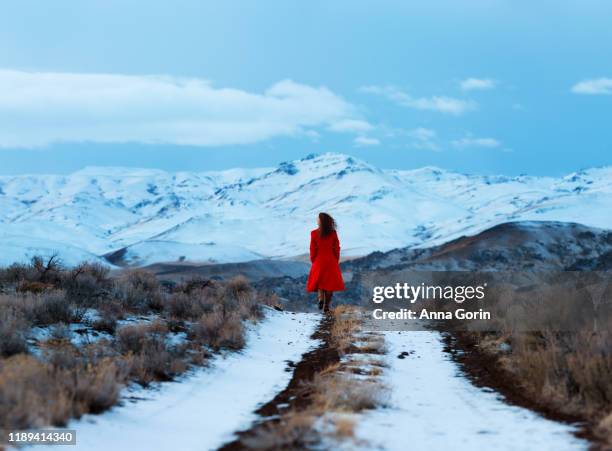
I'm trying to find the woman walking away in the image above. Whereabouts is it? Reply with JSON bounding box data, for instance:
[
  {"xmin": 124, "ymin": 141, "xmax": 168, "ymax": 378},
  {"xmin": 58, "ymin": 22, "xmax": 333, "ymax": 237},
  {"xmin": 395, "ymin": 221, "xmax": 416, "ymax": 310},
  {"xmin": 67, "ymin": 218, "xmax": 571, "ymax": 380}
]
[{"xmin": 306, "ymin": 212, "xmax": 345, "ymax": 313}]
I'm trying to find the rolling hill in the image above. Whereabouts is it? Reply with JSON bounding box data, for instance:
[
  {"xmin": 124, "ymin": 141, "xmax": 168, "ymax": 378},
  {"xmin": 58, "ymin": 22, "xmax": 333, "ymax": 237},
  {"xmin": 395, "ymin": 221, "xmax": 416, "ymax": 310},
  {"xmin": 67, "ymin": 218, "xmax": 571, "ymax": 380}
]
[{"xmin": 0, "ymin": 153, "xmax": 610, "ymax": 266}]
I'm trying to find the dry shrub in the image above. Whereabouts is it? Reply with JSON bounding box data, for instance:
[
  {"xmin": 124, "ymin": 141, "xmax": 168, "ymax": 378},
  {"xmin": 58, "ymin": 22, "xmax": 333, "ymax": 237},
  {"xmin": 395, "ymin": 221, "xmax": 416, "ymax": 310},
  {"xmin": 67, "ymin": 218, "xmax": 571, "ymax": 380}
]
[
  {"xmin": 504, "ymin": 331, "xmax": 612, "ymax": 416},
  {"xmin": 42, "ymin": 342, "xmax": 124, "ymax": 415},
  {"xmin": 43, "ymin": 341, "xmax": 82, "ymax": 370},
  {"xmin": 188, "ymin": 347, "xmax": 210, "ymax": 366},
  {"xmin": 0, "ymin": 293, "xmax": 35, "ymax": 324},
  {"xmin": 192, "ymin": 309, "xmax": 245, "ymax": 350},
  {"xmin": 226, "ymin": 275, "xmax": 252, "ymax": 300},
  {"xmin": 30, "ymin": 255, "xmax": 64, "ymax": 285},
  {"xmin": 62, "ymin": 262, "xmax": 111, "ymax": 307},
  {"xmin": 452, "ymin": 273, "xmax": 612, "ymax": 445},
  {"xmin": 17, "ymin": 280, "xmax": 55, "ymax": 294},
  {"xmin": 115, "ymin": 321, "xmax": 186, "ymax": 384},
  {"xmin": 0, "ymin": 261, "xmax": 270, "ymax": 437},
  {"xmin": 165, "ymin": 289, "xmax": 216, "ymax": 320},
  {"xmin": 224, "ymin": 276, "xmax": 261, "ymax": 321},
  {"xmin": 465, "ymin": 324, "xmax": 612, "ymax": 448},
  {"xmin": 71, "ymin": 358, "xmax": 122, "ymax": 414},
  {"xmin": 127, "ymin": 351, "xmax": 185, "ymax": 386},
  {"xmin": 32, "ymin": 290, "xmax": 74, "ymax": 326},
  {"xmin": 0, "ymin": 355, "xmax": 71, "ymax": 429},
  {"xmin": 116, "ymin": 321, "xmax": 167, "ymax": 354},
  {"xmin": 91, "ymin": 299, "xmax": 125, "ymax": 334},
  {"xmin": 0, "ymin": 343, "xmax": 128, "ymax": 432},
  {"xmin": 1, "ymin": 255, "xmax": 67, "ymax": 289},
  {"xmin": 565, "ymin": 336, "xmax": 612, "ymax": 414},
  {"xmin": 1, "ymin": 290, "xmax": 79, "ymax": 327},
  {"xmin": 166, "ymin": 292, "xmax": 196, "ymax": 319},
  {"xmin": 113, "ymin": 269, "xmax": 164, "ymax": 312},
  {"xmin": 0, "ymin": 310, "xmax": 28, "ymax": 357},
  {"xmin": 167, "ymin": 276, "xmax": 260, "ymax": 323},
  {"xmin": 175, "ymin": 276, "xmax": 212, "ymax": 294},
  {"xmin": 0, "ymin": 262, "xmax": 36, "ymax": 285},
  {"xmin": 93, "ymin": 314, "xmax": 117, "ymax": 334}
]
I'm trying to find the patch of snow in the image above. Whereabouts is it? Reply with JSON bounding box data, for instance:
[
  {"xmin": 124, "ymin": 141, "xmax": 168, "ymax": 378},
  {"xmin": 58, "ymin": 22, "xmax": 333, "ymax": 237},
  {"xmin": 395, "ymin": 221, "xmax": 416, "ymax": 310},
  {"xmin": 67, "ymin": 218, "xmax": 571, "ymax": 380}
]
[
  {"xmin": 27, "ymin": 322, "xmax": 113, "ymax": 352},
  {"xmin": 354, "ymin": 330, "xmax": 588, "ymax": 451},
  {"xmin": 32, "ymin": 310, "xmax": 320, "ymax": 451},
  {"xmin": 118, "ymin": 240, "xmax": 263, "ymax": 266}
]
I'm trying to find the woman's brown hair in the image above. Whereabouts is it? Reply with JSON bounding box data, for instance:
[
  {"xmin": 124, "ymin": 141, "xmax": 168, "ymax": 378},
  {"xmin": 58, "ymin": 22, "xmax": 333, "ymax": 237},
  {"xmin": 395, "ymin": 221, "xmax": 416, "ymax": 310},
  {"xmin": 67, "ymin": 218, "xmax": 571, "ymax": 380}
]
[{"xmin": 318, "ymin": 212, "xmax": 336, "ymax": 237}]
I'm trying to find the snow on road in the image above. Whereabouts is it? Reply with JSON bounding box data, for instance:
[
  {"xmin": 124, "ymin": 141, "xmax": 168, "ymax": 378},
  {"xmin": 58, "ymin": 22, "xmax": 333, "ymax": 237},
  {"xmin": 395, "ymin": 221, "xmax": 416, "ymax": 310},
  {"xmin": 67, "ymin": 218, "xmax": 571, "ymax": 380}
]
[
  {"xmin": 355, "ymin": 330, "xmax": 588, "ymax": 451},
  {"xmin": 34, "ymin": 310, "xmax": 319, "ymax": 451}
]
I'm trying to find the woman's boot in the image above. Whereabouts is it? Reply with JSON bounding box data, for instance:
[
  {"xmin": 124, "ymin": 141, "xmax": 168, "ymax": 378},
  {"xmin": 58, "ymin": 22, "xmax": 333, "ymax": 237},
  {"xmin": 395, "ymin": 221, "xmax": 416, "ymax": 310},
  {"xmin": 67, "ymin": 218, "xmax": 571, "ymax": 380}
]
[{"xmin": 323, "ymin": 292, "xmax": 332, "ymax": 313}]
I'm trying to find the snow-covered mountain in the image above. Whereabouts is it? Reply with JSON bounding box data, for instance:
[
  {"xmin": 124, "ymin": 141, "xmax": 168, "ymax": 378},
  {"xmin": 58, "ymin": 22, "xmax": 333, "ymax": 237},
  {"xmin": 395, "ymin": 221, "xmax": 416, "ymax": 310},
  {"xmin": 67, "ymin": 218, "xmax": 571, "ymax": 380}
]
[{"xmin": 0, "ymin": 153, "xmax": 610, "ymax": 267}]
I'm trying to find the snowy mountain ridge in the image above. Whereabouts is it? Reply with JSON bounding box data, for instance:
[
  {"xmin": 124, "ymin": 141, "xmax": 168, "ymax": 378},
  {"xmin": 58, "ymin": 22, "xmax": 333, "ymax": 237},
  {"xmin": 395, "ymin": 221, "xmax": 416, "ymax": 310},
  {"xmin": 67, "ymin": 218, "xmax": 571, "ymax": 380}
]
[{"xmin": 0, "ymin": 153, "xmax": 610, "ymax": 266}]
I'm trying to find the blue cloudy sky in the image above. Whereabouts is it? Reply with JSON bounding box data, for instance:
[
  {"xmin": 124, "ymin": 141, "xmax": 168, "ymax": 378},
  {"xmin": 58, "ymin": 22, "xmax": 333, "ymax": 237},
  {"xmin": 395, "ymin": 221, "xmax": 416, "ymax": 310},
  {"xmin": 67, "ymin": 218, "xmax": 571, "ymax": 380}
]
[{"xmin": 1, "ymin": 0, "xmax": 611, "ymax": 175}]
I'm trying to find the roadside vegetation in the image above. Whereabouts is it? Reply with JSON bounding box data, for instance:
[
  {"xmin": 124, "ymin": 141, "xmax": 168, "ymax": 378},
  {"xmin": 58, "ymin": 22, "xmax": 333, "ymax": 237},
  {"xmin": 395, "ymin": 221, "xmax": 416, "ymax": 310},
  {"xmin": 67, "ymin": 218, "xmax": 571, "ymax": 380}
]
[
  {"xmin": 226, "ymin": 306, "xmax": 389, "ymax": 450},
  {"xmin": 0, "ymin": 256, "xmax": 273, "ymax": 440},
  {"xmin": 445, "ymin": 277, "xmax": 612, "ymax": 447}
]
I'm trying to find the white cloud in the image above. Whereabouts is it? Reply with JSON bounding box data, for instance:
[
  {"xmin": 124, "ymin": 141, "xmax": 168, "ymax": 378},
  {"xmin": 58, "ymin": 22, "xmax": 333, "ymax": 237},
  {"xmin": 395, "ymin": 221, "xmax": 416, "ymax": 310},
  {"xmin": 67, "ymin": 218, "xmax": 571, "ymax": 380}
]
[
  {"xmin": 0, "ymin": 69, "xmax": 367, "ymax": 148},
  {"xmin": 408, "ymin": 127, "xmax": 439, "ymax": 151},
  {"xmin": 452, "ymin": 136, "xmax": 501, "ymax": 149},
  {"xmin": 571, "ymin": 78, "xmax": 612, "ymax": 95},
  {"xmin": 327, "ymin": 119, "xmax": 373, "ymax": 133},
  {"xmin": 361, "ymin": 85, "xmax": 475, "ymax": 115},
  {"xmin": 353, "ymin": 136, "xmax": 380, "ymax": 147},
  {"xmin": 460, "ymin": 78, "xmax": 496, "ymax": 91}
]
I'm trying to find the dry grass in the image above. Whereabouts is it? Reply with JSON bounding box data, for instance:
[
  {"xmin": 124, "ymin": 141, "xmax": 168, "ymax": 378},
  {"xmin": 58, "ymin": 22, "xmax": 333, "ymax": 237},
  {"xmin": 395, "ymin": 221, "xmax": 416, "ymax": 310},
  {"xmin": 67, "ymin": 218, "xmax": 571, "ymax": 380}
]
[
  {"xmin": 461, "ymin": 328, "xmax": 612, "ymax": 446},
  {"xmin": 115, "ymin": 321, "xmax": 189, "ymax": 385},
  {"xmin": 241, "ymin": 305, "xmax": 387, "ymax": 450},
  {"xmin": 0, "ymin": 355, "xmax": 72, "ymax": 430},
  {"xmin": 330, "ymin": 305, "xmax": 360, "ymax": 354},
  {"xmin": 0, "ymin": 309, "xmax": 28, "ymax": 357},
  {"xmin": 0, "ymin": 350, "xmax": 125, "ymax": 431},
  {"xmin": 112, "ymin": 269, "xmax": 164, "ymax": 312},
  {"xmin": 458, "ymin": 288, "xmax": 612, "ymax": 445},
  {"xmin": 497, "ymin": 330, "xmax": 612, "ymax": 425},
  {"xmin": 408, "ymin": 271, "xmax": 612, "ymax": 446},
  {"xmin": 309, "ymin": 368, "xmax": 386, "ymax": 413},
  {"xmin": 596, "ymin": 413, "xmax": 612, "ymax": 445},
  {"xmin": 333, "ymin": 417, "xmax": 356, "ymax": 438},
  {"xmin": 354, "ymin": 335, "xmax": 387, "ymax": 355},
  {"xmin": 191, "ymin": 309, "xmax": 245, "ymax": 350},
  {"xmin": 240, "ymin": 412, "xmax": 318, "ymax": 450},
  {"xmin": 0, "ymin": 257, "xmax": 274, "ymax": 439}
]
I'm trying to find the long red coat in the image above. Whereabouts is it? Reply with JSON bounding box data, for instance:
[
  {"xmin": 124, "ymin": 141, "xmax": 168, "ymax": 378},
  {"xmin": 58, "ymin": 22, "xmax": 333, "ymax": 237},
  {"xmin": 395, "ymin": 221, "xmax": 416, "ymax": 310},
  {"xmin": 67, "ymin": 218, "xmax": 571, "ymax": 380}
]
[{"xmin": 306, "ymin": 229, "xmax": 345, "ymax": 292}]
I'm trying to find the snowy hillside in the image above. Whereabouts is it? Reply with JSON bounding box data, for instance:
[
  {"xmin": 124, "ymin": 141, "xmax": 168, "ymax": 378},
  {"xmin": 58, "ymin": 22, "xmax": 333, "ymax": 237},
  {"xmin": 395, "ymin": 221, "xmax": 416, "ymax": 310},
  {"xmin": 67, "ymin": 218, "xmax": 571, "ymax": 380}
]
[{"xmin": 0, "ymin": 153, "xmax": 610, "ymax": 266}]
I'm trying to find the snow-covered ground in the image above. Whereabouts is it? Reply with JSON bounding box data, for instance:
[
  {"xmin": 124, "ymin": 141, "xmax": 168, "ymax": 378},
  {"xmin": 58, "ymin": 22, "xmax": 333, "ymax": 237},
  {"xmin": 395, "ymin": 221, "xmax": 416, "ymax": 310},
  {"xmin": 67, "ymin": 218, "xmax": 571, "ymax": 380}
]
[
  {"xmin": 1, "ymin": 153, "xmax": 611, "ymax": 266},
  {"xmin": 355, "ymin": 330, "xmax": 588, "ymax": 451},
  {"xmin": 31, "ymin": 310, "xmax": 319, "ymax": 451},
  {"xmin": 22, "ymin": 313, "xmax": 591, "ymax": 451}
]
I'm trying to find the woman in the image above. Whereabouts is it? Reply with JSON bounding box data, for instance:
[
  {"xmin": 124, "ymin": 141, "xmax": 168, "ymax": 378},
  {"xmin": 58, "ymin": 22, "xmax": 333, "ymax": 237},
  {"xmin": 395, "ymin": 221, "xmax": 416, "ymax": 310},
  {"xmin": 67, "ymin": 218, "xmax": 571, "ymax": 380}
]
[{"xmin": 306, "ymin": 212, "xmax": 345, "ymax": 312}]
